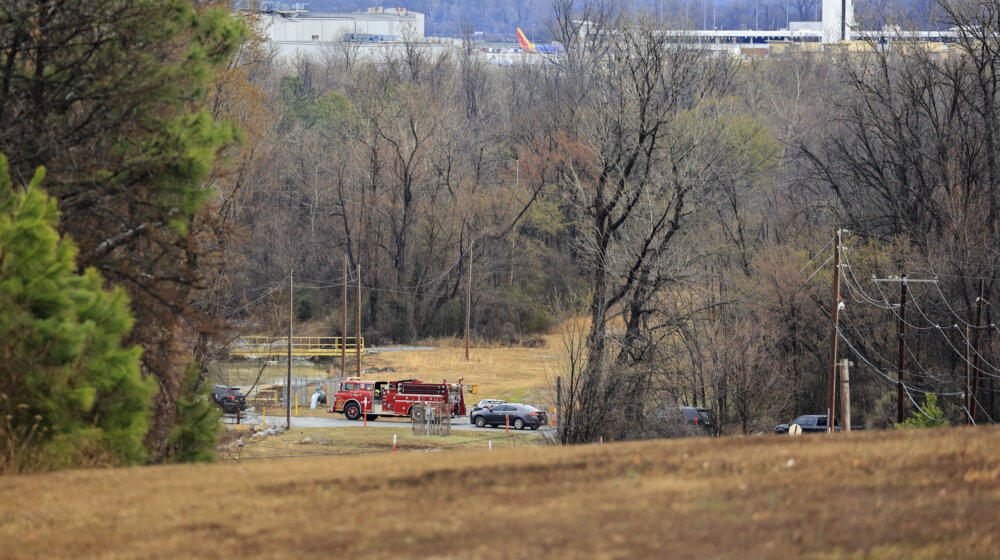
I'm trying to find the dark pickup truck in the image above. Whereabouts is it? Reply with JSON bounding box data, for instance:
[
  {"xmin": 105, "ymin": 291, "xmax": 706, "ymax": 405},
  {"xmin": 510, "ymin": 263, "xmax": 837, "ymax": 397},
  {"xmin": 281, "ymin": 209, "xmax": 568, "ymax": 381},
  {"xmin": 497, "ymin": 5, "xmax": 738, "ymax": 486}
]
[{"xmin": 775, "ymin": 414, "xmax": 864, "ymax": 434}]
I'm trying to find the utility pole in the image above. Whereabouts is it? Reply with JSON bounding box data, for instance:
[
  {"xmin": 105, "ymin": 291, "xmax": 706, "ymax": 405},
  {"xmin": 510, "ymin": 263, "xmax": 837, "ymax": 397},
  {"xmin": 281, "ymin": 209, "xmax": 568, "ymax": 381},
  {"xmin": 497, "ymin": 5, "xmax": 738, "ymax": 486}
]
[
  {"xmin": 873, "ymin": 276, "xmax": 938, "ymax": 423},
  {"xmin": 510, "ymin": 236, "xmax": 515, "ymax": 287},
  {"xmin": 991, "ymin": 304, "xmax": 997, "ymax": 421},
  {"xmin": 972, "ymin": 280, "xmax": 985, "ymax": 423},
  {"xmin": 556, "ymin": 376, "xmax": 562, "ymax": 442},
  {"xmin": 840, "ymin": 359, "xmax": 850, "ymax": 433},
  {"xmin": 357, "ymin": 264, "xmax": 362, "ymax": 379},
  {"xmin": 896, "ymin": 276, "xmax": 908, "ymax": 424},
  {"xmin": 465, "ymin": 239, "xmax": 472, "ymax": 361},
  {"xmin": 966, "ymin": 325, "xmax": 972, "ymax": 425},
  {"xmin": 287, "ymin": 268, "xmax": 293, "ymax": 430},
  {"xmin": 826, "ymin": 229, "xmax": 842, "ymax": 434},
  {"xmin": 342, "ymin": 254, "xmax": 347, "ymax": 378},
  {"xmin": 511, "ymin": 160, "xmax": 518, "ymax": 287}
]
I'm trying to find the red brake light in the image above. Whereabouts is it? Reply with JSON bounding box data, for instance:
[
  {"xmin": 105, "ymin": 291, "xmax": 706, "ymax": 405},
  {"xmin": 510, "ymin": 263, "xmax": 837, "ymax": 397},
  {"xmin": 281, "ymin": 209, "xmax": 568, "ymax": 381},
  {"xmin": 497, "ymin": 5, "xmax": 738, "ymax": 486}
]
[{"xmin": 530, "ymin": 412, "xmax": 539, "ymax": 416}]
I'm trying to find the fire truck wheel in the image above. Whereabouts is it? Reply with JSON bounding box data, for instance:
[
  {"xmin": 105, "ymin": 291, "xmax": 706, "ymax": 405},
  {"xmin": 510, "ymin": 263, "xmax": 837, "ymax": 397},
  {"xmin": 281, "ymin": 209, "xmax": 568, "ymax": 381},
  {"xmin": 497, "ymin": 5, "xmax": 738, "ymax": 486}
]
[
  {"xmin": 513, "ymin": 418, "xmax": 525, "ymax": 430},
  {"xmin": 344, "ymin": 402, "xmax": 362, "ymax": 421},
  {"xmin": 474, "ymin": 416, "xmax": 486, "ymax": 428},
  {"xmin": 365, "ymin": 414, "xmax": 378, "ymax": 422}
]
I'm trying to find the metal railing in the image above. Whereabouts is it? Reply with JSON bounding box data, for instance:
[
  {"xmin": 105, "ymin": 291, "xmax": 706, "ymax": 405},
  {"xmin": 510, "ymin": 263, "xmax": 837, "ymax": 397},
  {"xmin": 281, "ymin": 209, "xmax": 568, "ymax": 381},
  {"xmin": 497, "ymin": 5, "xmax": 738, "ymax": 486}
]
[{"xmin": 229, "ymin": 336, "xmax": 365, "ymax": 357}]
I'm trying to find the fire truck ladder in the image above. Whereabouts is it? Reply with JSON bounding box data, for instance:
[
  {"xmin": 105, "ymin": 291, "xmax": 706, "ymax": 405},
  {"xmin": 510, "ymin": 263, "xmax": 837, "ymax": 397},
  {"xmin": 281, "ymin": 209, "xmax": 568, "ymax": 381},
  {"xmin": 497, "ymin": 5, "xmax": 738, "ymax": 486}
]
[{"xmin": 229, "ymin": 336, "xmax": 365, "ymax": 358}]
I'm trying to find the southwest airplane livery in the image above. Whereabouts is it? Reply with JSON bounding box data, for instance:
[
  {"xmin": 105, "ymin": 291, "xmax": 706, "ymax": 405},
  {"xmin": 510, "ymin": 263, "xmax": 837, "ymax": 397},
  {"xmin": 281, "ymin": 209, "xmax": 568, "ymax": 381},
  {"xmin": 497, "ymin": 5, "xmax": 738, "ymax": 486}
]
[{"xmin": 516, "ymin": 28, "xmax": 565, "ymax": 54}]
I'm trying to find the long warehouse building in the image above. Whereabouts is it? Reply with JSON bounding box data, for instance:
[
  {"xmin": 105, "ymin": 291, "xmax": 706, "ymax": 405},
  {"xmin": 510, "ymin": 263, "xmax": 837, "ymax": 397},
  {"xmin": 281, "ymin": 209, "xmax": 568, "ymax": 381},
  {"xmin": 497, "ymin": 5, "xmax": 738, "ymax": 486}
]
[{"xmin": 263, "ymin": 7, "xmax": 430, "ymax": 59}]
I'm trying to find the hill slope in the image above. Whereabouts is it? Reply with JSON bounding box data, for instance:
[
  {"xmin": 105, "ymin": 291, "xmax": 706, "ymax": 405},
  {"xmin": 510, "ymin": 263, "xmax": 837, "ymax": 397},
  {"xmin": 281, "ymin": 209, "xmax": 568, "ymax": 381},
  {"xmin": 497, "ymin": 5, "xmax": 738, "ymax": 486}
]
[{"xmin": 2, "ymin": 427, "xmax": 999, "ymax": 559}]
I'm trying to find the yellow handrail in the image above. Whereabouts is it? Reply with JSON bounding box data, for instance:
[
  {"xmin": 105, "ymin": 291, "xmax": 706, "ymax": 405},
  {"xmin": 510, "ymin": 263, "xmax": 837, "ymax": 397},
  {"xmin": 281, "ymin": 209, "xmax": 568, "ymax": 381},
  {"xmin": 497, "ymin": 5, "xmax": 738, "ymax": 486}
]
[{"xmin": 229, "ymin": 336, "xmax": 365, "ymax": 356}]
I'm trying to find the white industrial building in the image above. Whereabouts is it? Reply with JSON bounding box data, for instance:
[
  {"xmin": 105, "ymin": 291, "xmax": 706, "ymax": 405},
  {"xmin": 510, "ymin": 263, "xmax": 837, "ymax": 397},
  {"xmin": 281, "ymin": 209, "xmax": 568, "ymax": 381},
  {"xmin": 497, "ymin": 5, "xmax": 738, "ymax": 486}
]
[{"xmin": 262, "ymin": 7, "xmax": 431, "ymax": 60}]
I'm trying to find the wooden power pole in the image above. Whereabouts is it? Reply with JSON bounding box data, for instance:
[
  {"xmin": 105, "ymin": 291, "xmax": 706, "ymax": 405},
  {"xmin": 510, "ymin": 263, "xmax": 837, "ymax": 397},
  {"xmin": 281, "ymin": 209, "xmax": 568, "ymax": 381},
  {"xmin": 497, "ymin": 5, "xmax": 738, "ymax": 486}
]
[
  {"xmin": 556, "ymin": 375, "xmax": 562, "ymax": 442},
  {"xmin": 972, "ymin": 280, "xmax": 985, "ymax": 423},
  {"xmin": 287, "ymin": 268, "xmax": 293, "ymax": 429},
  {"xmin": 342, "ymin": 254, "xmax": 347, "ymax": 378},
  {"xmin": 896, "ymin": 277, "xmax": 908, "ymax": 424},
  {"xmin": 840, "ymin": 359, "xmax": 850, "ymax": 433},
  {"xmin": 826, "ymin": 229, "xmax": 842, "ymax": 433},
  {"xmin": 357, "ymin": 264, "xmax": 362, "ymax": 379},
  {"xmin": 465, "ymin": 239, "xmax": 472, "ymax": 361},
  {"xmin": 966, "ymin": 325, "xmax": 972, "ymax": 425},
  {"xmin": 873, "ymin": 275, "xmax": 939, "ymax": 423}
]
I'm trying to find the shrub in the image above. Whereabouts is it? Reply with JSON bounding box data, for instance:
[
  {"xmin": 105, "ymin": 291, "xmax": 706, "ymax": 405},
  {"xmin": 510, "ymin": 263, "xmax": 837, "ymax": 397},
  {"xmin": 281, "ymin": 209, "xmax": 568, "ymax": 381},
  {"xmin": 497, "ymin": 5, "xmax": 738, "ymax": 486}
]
[{"xmin": 895, "ymin": 393, "xmax": 948, "ymax": 429}]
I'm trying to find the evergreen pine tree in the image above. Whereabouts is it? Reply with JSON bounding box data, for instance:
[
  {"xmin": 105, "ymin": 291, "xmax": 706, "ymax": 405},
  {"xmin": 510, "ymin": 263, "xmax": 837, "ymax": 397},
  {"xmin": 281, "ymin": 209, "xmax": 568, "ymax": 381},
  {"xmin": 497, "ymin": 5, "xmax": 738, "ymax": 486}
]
[
  {"xmin": 0, "ymin": 155, "xmax": 152, "ymax": 473},
  {"xmin": 0, "ymin": 1, "xmax": 248, "ymax": 460},
  {"xmin": 895, "ymin": 394, "xmax": 949, "ymax": 429},
  {"xmin": 167, "ymin": 364, "xmax": 222, "ymax": 464}
]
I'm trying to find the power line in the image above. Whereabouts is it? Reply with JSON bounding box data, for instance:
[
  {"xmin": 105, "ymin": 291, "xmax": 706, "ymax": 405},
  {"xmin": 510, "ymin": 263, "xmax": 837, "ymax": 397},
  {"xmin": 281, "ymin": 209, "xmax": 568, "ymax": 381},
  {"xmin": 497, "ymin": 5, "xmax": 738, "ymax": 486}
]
[
  {"xmin": 931, "ymin": 324, "xmax": 1000, "ymax": 380},
  {"xmin": 930, "ymin": 278, "xmax": 981, "ymax": 328},
  {"xmin": 222, "ymin": 271, "xmax": 293, "ymax": 317},
  {"xmin": 803, "ymin": 253, "xmax": 833, "ymax": 282},
  {"xmin": 839, "ymin": 312, "xmax": 962, "ymax": 389},
  {"xmin": 838, "ymin": 328, "xmax": 962, "ymax": 423},
  {"xmin": 798, "ymin": 236, "xmax": 835, "ymax": 274},
  {"xmin": 839, "ymin": 247, "xmax": 893, "ymax": 308}
]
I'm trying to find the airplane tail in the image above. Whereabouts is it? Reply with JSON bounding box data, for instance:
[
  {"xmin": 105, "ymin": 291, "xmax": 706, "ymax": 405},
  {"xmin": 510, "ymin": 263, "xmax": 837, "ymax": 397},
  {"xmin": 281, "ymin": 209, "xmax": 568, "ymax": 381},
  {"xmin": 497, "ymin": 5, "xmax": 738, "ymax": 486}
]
[{"xmin": 516, "ymin": 28, "xmax": 536, "ymax": 52}]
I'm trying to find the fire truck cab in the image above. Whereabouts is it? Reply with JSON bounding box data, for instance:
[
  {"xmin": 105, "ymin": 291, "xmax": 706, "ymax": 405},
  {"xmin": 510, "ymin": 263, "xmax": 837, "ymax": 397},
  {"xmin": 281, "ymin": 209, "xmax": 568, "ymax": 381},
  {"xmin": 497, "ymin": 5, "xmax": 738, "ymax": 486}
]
[{"xmin": 332, "ymin": 377, "xmax": 467, "ymax": 421}]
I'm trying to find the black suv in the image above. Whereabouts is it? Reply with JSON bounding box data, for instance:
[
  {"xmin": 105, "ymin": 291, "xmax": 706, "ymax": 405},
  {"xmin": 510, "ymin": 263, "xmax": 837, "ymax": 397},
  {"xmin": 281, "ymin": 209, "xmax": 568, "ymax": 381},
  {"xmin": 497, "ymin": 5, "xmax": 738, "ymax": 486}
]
[
  {"xmin": 211, "ymin": 385, "xmax": 247, "ymax": 414},
  {"xmin": 774, "ymin": 414, "xmax": 864, "ymax": 434},
  {"xmin": 679, "ymin": 406, "xmax": 716, "ymax": 429}
]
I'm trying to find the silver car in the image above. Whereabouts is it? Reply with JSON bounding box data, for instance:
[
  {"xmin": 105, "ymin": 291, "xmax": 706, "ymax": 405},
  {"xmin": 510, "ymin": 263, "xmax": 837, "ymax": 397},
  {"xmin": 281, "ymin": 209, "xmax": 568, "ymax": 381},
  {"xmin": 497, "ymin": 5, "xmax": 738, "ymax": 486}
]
[{"xmin": 469, "ymin": 398, "xmax": 505, "ymax": 420}]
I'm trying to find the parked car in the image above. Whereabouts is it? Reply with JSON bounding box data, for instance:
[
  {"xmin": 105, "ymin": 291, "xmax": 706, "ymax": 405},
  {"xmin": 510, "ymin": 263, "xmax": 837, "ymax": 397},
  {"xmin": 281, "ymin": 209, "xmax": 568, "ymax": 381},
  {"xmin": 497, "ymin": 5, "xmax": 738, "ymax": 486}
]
[
  {"xmin": 471, "ymin": 403, "xmax": 547, "ymax": 430},
  {"xmin": 211, "ymin": 385, "xmax": 247, "ymax": 414},
  {"xmin": 469, "ymin": 398, "xmax": 506, "ymax": 419},
  {"xmin": 679, "ymin": 406, "xmax": 716, "ymax": 429},
  {"xmin": 774, "ymin": 414, "xmax": 864, "ymax": 434}
]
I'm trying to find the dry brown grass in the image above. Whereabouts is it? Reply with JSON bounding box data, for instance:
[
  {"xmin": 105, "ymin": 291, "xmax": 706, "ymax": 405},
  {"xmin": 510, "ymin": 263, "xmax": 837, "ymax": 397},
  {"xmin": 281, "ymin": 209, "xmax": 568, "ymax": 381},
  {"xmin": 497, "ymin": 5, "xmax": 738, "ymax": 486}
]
[
  {"xmin": 211, "ymin": 322, "xmax": 582, "ymax": 409},
  {"xmin": 2, "ymin": 427, "xmax": 999, "ymax": 559},
  {"xmin": 372, "ymin": 337, "xmax": 563, "ymax": 405},
  {"xmin": 218, "ymin": 426, "xmax": 542, "ymax": 460}
]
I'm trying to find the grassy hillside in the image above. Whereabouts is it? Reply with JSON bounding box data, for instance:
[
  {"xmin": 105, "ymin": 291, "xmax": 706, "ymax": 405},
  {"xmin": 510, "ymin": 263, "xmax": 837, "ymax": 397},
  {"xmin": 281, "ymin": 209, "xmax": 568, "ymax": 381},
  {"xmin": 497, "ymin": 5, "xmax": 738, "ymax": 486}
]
[{"xmin": 2, "ymin": 427, "xmax": 999, "ymax": 559}]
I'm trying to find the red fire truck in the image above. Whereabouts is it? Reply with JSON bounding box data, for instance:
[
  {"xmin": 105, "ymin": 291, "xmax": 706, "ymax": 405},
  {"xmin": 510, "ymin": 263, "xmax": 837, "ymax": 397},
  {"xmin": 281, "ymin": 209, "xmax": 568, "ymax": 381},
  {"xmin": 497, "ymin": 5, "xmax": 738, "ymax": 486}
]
[{"xmin": 331, "ymin": 377, "xmax": 467, "ymax": 420}]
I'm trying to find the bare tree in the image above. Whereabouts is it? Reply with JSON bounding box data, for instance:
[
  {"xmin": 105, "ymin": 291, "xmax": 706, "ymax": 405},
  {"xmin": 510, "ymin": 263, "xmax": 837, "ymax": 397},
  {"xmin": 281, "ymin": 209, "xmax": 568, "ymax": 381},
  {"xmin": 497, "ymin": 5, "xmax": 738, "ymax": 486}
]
[{"xmin": 543, "ymin": 10, "xmax": 740, "ymax": 442}]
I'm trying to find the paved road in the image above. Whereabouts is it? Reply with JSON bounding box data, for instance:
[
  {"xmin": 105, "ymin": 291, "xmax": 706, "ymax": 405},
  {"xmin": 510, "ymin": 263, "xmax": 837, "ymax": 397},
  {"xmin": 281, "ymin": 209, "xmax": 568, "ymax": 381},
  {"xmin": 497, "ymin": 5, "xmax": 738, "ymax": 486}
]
[{"xmin": 224, "ymin": 410, "xmax": 546, "ymax": 434}]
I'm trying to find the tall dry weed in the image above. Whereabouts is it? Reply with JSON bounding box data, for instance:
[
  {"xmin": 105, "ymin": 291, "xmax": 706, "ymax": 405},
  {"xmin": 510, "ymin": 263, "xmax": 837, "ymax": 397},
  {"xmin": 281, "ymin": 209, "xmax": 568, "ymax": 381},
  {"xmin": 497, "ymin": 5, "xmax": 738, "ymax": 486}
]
[{"xmin": 0, "ymin": 393, "xmax": 49, "ymax": 474}]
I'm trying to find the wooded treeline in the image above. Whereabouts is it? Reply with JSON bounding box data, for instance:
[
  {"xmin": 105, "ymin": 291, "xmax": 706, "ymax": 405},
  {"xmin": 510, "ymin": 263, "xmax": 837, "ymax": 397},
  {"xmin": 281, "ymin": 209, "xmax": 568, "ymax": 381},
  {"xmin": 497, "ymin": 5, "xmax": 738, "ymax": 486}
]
[
  {"xmin": 209, "ymin": 0, "xmax": 1000, "ymax": 441},
  {"xmin": 4, "ymin": 0, "xmax": 1000, "ymax": 472}
]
